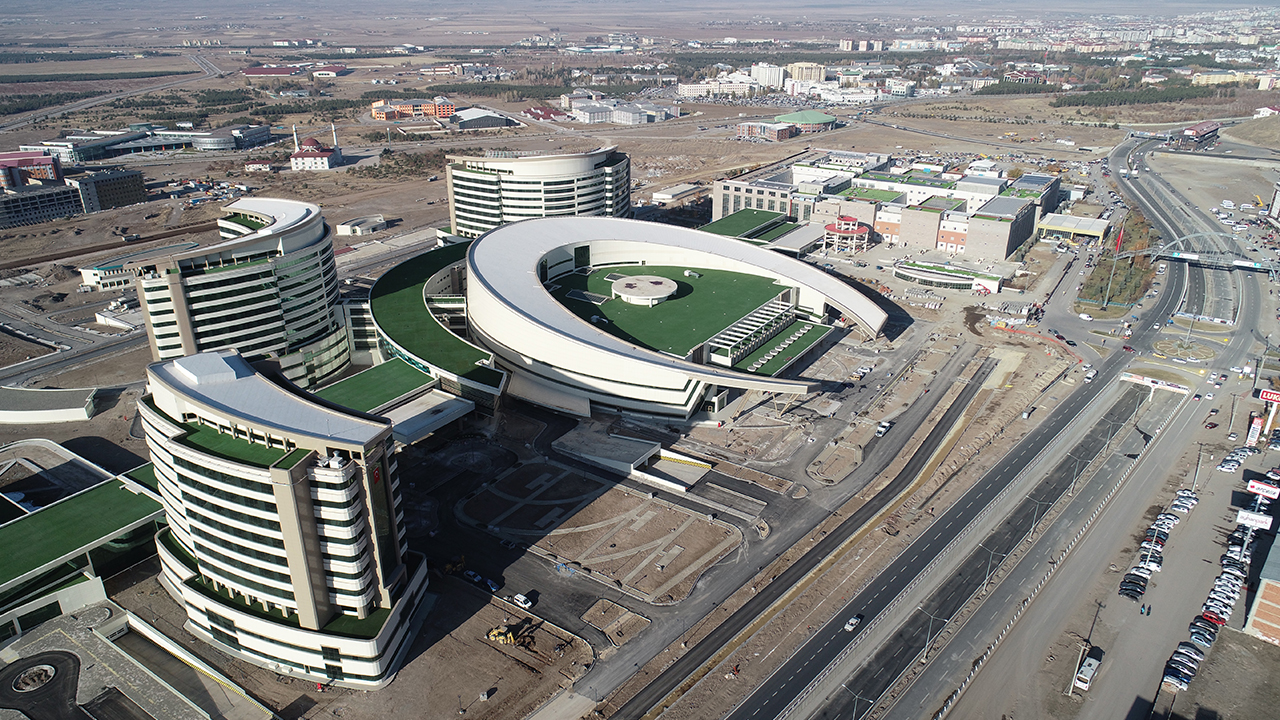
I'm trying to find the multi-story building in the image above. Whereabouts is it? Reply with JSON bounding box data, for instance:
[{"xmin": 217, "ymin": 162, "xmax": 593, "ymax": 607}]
[
  {"xmin": 712, "ymin": 150, "xmax": 1042, "ymax": 260},
  {"xmin": 785, "ymin": 62, "xmax": 826, "ymax": 82},
  {"xmin": 0, "ymin": 184, "xmax": 83, "ymax": 229},
  {"xmin": 369, "ymin": 96, "xmax": 456, "ymax": 121},
  {"xmin": 737, "ymin": 122, "xmax": 798, "ymax": 142},
  {"xmin": 446, "ymin": 147, "xmax": 630, "ymax": 239},
  {"xmin": 142, "ymin": 349, "xmax": 428, "ymax": 688},
  {"xmin": 131, "ymin": 198, "xmax": 350, "ymax": 389},
  {"xmin": 750, "ymin": 63, "xmax": 786, "ymax": 89},
  {"xmin": 0, "ymin": 150, "xmax": 62, "ymax": 189},
  {"xmin": 68, "ymin": 170, "xmax": 147, "ymax": 213}
]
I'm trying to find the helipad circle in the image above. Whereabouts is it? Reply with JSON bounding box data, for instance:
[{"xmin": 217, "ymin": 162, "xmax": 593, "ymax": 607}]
[{"xmin": 611, "ymin": 275, "xmax": 678, "ymax": 307}]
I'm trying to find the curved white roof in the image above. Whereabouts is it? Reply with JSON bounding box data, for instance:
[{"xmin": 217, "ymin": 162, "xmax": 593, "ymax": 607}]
[{"xmin": 467, "ymin": 216, "xmax": 886, "ymax": 392}]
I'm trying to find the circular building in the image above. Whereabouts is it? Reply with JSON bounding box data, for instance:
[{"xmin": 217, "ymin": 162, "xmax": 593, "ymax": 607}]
[{"xmin": 458, "ymin": 217, "xmax": 886, "ymax": 418}]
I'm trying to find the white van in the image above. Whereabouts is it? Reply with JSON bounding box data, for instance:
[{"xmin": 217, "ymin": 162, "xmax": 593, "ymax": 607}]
[
  {"xmin": 1075, "ymin": 648, "xmax": 1104, "ymax": 691},
  {"xmin": 1084, "ymin": 369, "xmax": 1098, "ymax": 383},
  {"xmin": 1222, "ymin": 200, "xmax": 1236, "ymax": 209},
  {"xmin": 1079, "ymin": 313, "xmax": 1093, "ymax": 321}
]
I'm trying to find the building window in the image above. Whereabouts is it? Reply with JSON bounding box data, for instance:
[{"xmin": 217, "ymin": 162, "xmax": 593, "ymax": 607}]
[{"xmin": 322, "ymin": 646, "xmax": 342, "ymax": 662}]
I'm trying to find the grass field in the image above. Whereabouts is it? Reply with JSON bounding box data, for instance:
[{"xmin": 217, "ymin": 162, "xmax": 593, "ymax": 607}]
[{"xmin": 553, "ymin": 266, "xmax": 787, "ymax": 357}]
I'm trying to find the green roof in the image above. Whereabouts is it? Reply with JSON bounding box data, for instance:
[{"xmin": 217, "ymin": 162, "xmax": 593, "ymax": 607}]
[
  {"xmin": 839, "ymin": 187, "xmax": 904, "ymax": 203},
  {"xmin": 176, "ymin": 422, "xmax": 288, "ymax": 469},
  {"xmin": 774, "ymin": 110, "xmax": 837, "ymax": 124},
  {"xmin": 369, "ymin": 243, "xmax": 504, "ymax": 389},
  {"xmin": 125, "ymin": 464, "xmax": 158, "ymax": 492},
  {"xmin": 700, "ymin": 209, "xmax": 784, "ymax": 238},
  {"xmin": 733, "ymin": 322, "xmax": 831, "ymax": 376},
  {"xmin": 552, "ymin": 266, "xmax": 787, "ymax": 357},
  {"xmin": 755, "ymin": 222, "xmax": 800, "ymax": 242},
  {"xmin": 0, "ymin": 480, "xmax": 162, "ymax": 585},
  {"xmin": 314, "ymin": 359, "xmax": 433, "ymax": 413}
]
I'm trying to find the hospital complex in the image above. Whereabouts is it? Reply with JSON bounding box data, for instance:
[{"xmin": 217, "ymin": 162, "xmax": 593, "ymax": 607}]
[{"xmin": 12, "ymin": 144, "xmax": 1104, "ymax": 690}]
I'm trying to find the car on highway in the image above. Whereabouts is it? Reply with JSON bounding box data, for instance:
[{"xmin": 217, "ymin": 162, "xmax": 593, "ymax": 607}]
[
  {"xmin": 1122, "ymin": 345, "xmax": 1137, "ymax": 353},
  {"xmin": 1205, "ymin": 393, "xmax": 1215, "ymax": 401},
  {"xmin": 1193, "ymin": 394, "xmax": 1202, "ymax": 401},
  {"xmin": 1209, "ymin": 408, "xmax": 1219, "ymax": 416},
  {"xmin": 843, "ymin": 615, "xmax": 863, "ymax": 632}
]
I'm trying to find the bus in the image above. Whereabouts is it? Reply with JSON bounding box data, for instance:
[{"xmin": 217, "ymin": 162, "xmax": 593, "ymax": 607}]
[{"xmin": 1075, "ymin": 646, "xmax": 1104, "ymax": 691}]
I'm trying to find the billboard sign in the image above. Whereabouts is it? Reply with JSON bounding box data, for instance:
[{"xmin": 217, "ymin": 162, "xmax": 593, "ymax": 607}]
[
  {"xmin": 1247, "ymin": 479, "xmax": 1280, "ymax": 499},
  {"xmin": 1260, "ymin": 389, "xmax": 1280, "ymax": 403},
  {"xmin": 1237, "ymin": 509, "xmax": 1274, "ymax": 530}
]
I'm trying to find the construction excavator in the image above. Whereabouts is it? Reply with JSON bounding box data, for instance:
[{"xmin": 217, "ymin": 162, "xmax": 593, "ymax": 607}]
[{"xmin": 487, "ymin": 620, "xmax": 536, "ymax": 651}]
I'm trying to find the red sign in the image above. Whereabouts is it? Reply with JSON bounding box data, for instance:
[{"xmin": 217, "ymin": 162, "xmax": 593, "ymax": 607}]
[
  {"xmin": 1248, "ymin": 479, "xmax": 1280, "ymax": 499},
  {"xmin": 1261, "ymin": 389, "xmax": 1280, "ymax": 403}
]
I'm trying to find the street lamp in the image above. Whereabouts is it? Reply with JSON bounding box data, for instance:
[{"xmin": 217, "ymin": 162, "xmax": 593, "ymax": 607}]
[
  {"xmin": 1067, "ymin": 452, "xmax": 1090, "ymax": 496},
  {"xmin": 978, "ymin": 542, "xmax": 1008, "ymax": 590},
  {"xmin": 918, "ymin": 606, "xmax": 949, "ymax": 662},
  {"xmin": 1030, "ymin": 496, "xmax": 1054, "ymax": 531},
  {"xmin": 838, "ymin": 683, "xmax": 875, "ymax": 720}
]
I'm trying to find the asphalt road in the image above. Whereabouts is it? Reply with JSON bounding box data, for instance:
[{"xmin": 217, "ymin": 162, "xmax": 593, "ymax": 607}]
[
  {"xmin": 609, "ymin": 353, "xmax": 996, "ymax": 720},
  {"xmin": 814, "ymin": 383, "xmax": 1146, "ymax": 720},
  {"xmin": 901, "ymin": 135, "xmax": 1267, "ymax": 720},
  {"xmin": 742, "ymin": 164, "xmax": 1208, "ymax": 718}
]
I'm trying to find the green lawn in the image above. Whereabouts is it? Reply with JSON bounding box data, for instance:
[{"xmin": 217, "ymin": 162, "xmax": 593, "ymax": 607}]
[
  {"xmin": 314, "ymin": 358, "xmax": 432, "ymax": 413},
  {"xmin": 700, "ymin": 209, "xmax": 783, "ymax": 238},
  {"xmin": 553, "ymin": 266, "xmax": 787, "ymax": 356},
  {"xmin": 369, "ymin": 243, "xmax": 505, "ymax": 388},
  {"xmin": 177, "ymin": 423, "xmax": 288, "ymax": 468},
  {"xmin": 733, "ymin": 323, "xmax": 831, "ymax": 376},
  {"xmin": 0, "ymin": 480, "xmax": 162, "ymax": 584}
]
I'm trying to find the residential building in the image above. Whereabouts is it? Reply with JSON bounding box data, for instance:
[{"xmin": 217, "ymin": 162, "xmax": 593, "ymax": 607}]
[
  {"xmin": 786, "ymin": 62, "xmax": 826, "ymax": 82},
  {"xmin": 750, "ymin": 63, "xmax": 786, "ymax": 89},
  {"xmin": 677, "ymin": 79, "xmax": 757, "ymax": 97},
  {"xmin": 68, "ymin": 170, "xmax": 147, "ymax": 213},
  {"xmin": 446, "ymin": 147, "xmax": 630, "ymax": 239},
  {"xmin": 141, "ymin": 349, "xmax": 428, "ymax": 689},
  {"xmin": 131, "ymin": 198, "xmax": 350, "ymax": 389}
]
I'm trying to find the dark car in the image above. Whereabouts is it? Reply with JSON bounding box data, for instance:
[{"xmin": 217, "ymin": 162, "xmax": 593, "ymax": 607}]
[
  {"xmin": 1123, "ymin": 345, "xmax": 1137, "ymax": 353},
  {"xmin": 1206, "ymin": 422, "xmax": 1219, "ymax": 429},
  {"xmin": 1065, "ymin": 340, "xmax": 1078, "ymax": 347}
]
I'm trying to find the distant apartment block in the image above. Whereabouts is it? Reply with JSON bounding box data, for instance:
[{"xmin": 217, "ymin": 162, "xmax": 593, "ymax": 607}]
[
  {"xmin": 131, "ymin": 198, "xmax": 350, "ymax": 389},
  {"xmin": 785, "ymin": 62, "xmax": 826, "ymax": 83},
  {"xmin": 446, "ymin": 147, "xmax": 630, "ymax": 238},
  {"xmin": 750, "ymin": 63, "xmax": 785, "ymax": 89}
]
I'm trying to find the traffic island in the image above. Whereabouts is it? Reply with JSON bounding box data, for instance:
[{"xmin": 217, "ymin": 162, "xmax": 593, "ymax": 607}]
[{"xmin": 1151, "ymin": 338, "xmax": 1218, "ymax": 363}]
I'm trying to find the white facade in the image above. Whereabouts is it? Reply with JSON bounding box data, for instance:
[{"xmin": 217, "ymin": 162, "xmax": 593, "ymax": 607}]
[
  {"xmin": 446, "ymin": 147, "xmax": 630, "ymax": 239},
  {"xmin": 750, "ymin": 63, "xmax": 785, "ymax": 89},
  {"xmin": 132, "ymin": 199, "xmax": 349, "ymax": 389},
  {"xmin": 464, "ymin": 217, "xmax": 887, "ymax": 418},
  {"xmin": 142, "ymin": 351, "xmax": 427, "ymax": 689}
]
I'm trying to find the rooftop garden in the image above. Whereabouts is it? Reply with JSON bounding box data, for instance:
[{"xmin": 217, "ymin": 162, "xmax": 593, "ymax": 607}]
[
  {"xmin": 176, "ymin": 422, "xmax": 289, "ymax": 469},
  {"xmin": 313, "ymin": 359, "xmax": 432, "ymax": 414},
  {"xmin": 699, "ymin": 209, "xmax": 783, "ymax": 238},
  {"xmin": 0, "ymin": 480, "xmax": 161, "ymax": 585},
  {"xmin": 369, "ymin": 242, "xmax": 504, "ymax": 388},
  {"xmin": 553, "ymin": 266, "xmax": 787, "ymax": 357}
]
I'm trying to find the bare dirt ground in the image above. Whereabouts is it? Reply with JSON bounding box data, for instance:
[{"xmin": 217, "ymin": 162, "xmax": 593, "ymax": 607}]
[
  {"xmin": 1222, "ymin": 115, "xmax": 1280, "ymax": 149},
  {"xmin": 108, "ymin": 559, "xmax": 593, "ymax": 720},
  {"xmin": 1146, "ymin": 152, "xmax": 1279, "ymax": 219}
]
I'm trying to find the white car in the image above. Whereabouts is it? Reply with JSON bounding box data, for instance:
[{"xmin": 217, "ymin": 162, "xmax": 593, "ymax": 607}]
[
  {"xmin": 843, "ymin": 616, "xmax": 863, "ymax": 632},
  {"xmin": 512, "ymin": 593, "xmax": 533, "ymax": 609}
]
